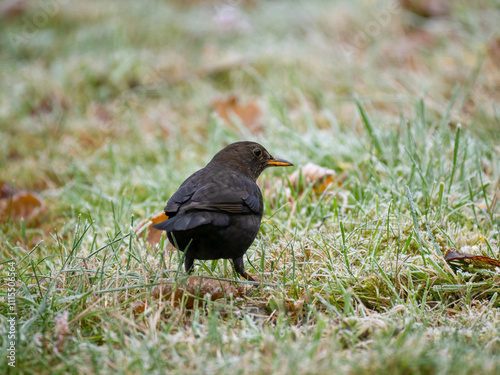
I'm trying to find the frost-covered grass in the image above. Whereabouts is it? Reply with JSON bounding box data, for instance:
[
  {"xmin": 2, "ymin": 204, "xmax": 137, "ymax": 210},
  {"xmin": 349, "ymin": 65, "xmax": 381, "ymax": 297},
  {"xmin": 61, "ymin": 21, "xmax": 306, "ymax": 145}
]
[{"xmin": 1, "ymin": 1, "xmax": 499, "ymax": 373}]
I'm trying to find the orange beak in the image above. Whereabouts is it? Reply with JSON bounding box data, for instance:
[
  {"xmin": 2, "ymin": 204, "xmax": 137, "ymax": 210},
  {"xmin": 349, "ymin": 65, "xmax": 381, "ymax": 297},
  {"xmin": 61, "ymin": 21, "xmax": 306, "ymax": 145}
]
[{"xmin": 266, "ymin": 157, "xmax": 294, "ymax": 167}]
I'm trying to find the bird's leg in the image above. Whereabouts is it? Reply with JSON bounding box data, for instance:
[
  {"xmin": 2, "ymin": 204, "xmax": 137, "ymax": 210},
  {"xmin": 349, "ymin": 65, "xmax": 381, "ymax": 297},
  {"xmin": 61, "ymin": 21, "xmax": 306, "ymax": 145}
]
[
  {"xmin": 232, "ymin": 256, "xmax": 256, "ymax": 282},
  {"xmin": 184, "ymin": 255, "xmax": 195, "ymax": 274}
]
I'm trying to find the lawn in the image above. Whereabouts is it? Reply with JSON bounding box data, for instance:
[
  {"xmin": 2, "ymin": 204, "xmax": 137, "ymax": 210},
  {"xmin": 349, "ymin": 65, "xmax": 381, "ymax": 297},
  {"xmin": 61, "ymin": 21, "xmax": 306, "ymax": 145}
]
[{"xmin": 1, "ymin": 0, "xmax": 500, "ymax": 373}]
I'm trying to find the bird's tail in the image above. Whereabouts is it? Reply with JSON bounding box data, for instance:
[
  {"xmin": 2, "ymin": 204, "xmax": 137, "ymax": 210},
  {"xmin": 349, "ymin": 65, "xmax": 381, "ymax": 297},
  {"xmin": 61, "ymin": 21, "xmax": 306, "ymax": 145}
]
[
  {"xmin": 152, "ymin": 218, "xmax": 172, "ymax": 231},
  {"xmin": 152, "ymin": 213, "xmax": 216, "ymax": 232}
]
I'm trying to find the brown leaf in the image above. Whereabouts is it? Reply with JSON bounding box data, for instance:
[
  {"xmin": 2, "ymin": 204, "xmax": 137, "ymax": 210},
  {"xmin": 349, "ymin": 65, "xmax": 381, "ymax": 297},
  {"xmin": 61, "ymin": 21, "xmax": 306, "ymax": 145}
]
[
  {"xmin": 152, "ymin": 277, "xmax": 244, "ymax": 308},
  {"xmin": 0, "ymin": 188, "xmax": 44, "ymax": 223},
  {"xmin": 213, "ymin": 95, "xmax": 262, "ymax": 134},
  {"xmin": 0, "ymin": 0, "xmax": 26, "ymax": 20},
  {"xmin": 400, "ymin": 0, "xmax": 450, "ymax": 18},
  {"xmin": 133, "ymin": 300, "xmax": 146, "ymax": 314},
  {"xmin": 444, "ymin": 248, "xmax": 500, "ymax": 271},
  {"xmin": 488, "ymin": 37, "xmax": 500, "ymax": 64},
  {"xmin": 134, "ymin": 211, "xmax": 169, "ymax": 246}
]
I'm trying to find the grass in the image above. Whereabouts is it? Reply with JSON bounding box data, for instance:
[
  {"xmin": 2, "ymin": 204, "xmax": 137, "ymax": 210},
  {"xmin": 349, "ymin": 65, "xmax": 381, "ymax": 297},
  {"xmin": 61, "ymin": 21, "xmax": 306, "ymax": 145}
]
[{"xmin": 1, "ymin": 0, "xmax": 500, "ymax": 373}]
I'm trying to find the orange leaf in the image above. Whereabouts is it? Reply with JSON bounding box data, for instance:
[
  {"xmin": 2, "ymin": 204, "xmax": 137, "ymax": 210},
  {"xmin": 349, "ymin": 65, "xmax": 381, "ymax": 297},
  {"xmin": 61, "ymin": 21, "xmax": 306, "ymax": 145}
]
[
  {"xmin": 134, "ymin": 211, "xmax": 169, "ymax": 246},
  {"xmin": 133, "ymin": 300, "xmax": 146, "ymax": 314},
  {"xmin": 0, "ymin": 188, "xmax": 44, "ymax": 223},
  {"xmin": 288, "ymin": 162, "xmax": 346, "ymax": 195}
]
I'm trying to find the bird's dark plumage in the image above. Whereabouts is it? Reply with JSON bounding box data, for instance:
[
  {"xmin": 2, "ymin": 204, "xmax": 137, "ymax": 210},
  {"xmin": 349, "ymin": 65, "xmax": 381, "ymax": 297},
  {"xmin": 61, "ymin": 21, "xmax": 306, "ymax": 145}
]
[{"xmin": 153, "ymin": 141, "xmax": 293, "ymax": 281}]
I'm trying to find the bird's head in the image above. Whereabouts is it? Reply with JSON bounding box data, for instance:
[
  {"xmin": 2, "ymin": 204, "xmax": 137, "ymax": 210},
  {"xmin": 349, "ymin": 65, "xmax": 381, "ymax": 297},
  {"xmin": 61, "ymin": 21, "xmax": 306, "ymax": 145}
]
[{"xmin": 210, "ymin": 141, "xmax": 293, "ymax": 180}]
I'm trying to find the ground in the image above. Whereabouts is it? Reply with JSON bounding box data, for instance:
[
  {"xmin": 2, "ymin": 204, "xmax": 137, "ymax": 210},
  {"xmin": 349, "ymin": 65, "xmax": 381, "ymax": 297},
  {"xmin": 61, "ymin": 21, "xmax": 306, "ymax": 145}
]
[{"xmin": 1, "ymin": 0, "xmax": 500, "ymax": 374}]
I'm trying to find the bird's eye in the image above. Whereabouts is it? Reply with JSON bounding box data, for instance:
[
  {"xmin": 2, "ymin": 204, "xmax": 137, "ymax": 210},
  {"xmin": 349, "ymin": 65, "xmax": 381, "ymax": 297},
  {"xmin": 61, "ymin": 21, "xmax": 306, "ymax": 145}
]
[{"xmin": 253, "ymin": 148, "xmax": 262, "ymax": 158}]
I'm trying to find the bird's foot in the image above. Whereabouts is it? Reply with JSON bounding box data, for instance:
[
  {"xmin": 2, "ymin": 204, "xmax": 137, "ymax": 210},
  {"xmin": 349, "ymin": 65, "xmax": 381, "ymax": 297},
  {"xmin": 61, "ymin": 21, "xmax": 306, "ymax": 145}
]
[
  {"xmin": 240, "ymin": 272, "xmax": 261, "ymax": 288},
  {"xmin": 184, "ymin": 256, "xmax": 195, "ymax": 274}
]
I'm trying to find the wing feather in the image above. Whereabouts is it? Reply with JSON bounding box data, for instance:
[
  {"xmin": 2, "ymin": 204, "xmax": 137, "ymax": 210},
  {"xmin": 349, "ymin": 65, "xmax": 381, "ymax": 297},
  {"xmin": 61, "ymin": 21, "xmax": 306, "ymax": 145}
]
[{"xmin": 157, "ymin": 171, "xmax": 262, "ymax": 233}]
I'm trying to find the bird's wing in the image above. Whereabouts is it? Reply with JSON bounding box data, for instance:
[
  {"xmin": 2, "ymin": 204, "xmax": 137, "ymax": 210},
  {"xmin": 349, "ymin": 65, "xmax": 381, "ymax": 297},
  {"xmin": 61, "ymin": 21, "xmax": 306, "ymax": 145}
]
[
  {"xmin": 156, "ymin": 175, "xmax": 262, "ymax": 232},
  {"xmin": 153, "ymin": 211, "xmax": 230, "ymax": 232},
  {"xmin": 164, "ymin": 171, "xmax": 201, "ymax": 215},
  {"xmin": 185, "ymin": 179, "xmax": 262, "ymax": 214}
]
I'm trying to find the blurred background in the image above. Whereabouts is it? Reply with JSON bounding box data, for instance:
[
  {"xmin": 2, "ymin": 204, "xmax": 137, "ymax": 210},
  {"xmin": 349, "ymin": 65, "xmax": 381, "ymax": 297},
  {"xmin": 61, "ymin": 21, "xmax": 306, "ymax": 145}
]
[{"xmin": 0, "ymin": 0, "xmax": 499, "ymax": 214}]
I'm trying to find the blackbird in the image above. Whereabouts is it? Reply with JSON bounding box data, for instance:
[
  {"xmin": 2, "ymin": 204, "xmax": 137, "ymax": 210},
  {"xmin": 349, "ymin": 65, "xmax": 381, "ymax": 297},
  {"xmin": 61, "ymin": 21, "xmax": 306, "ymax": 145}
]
[{"xmin": 153, "ymin": 141, "xmax": 293, "ymax": 281}]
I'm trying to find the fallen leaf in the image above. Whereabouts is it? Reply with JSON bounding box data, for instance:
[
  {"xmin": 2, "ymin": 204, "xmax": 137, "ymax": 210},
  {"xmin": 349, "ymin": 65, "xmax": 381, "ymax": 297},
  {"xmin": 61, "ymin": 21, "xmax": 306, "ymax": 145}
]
[
  {"xmin": 488, "ymin": 37, "xmax": 500, "ymax": 63},
  {"xmin": 152, "ymin": 277, "xmax": 244, "ymax": 308},
  {"xmin": 288, "ymin": 162, "xmax": 346, "ymax": 195},
  {"xmin": 213, "ymin": 95, "xmax": 262, "ymax": 134},
  {"xmin": 0, "ymin": 187, "xmax": 44, "ymax": 223},
  {"xmin": 400, "ymin": 0, "xmax": 450, "ymax": 18},
  {"xmin": 303, "ymin": 244, "xmax": 311, "ymax": 260},
  {"xmin": 134, "ymin": 211, "xmax": 169, "ymax": 246},
  {"xmin": 133, "ymin": 300, "xmax": 146, "ymax": 314},
  {"xmin": 0, "ymin": 0, "xmax": 26, "ymax": 20},
  {"xmin": 444, "ymin": 248, "xmax": 500, "ymax": 271}
]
